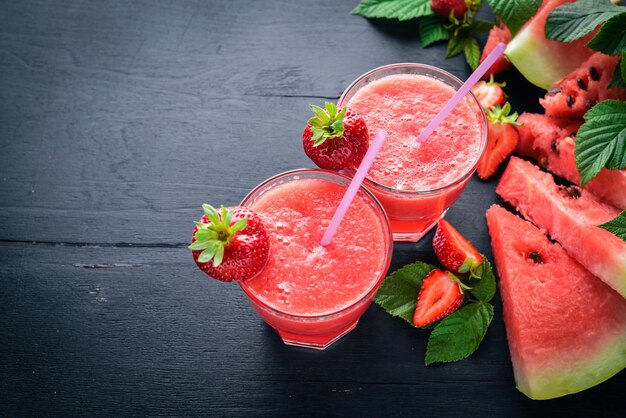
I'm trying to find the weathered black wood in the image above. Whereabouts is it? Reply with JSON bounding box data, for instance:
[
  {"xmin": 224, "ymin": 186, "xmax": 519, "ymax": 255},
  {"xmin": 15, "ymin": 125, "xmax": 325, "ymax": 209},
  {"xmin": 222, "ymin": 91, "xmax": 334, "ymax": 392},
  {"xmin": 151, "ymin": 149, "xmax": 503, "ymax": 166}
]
[{"xmin": 0, "ymin": 1, "xmax": 623, "ymax": 416}]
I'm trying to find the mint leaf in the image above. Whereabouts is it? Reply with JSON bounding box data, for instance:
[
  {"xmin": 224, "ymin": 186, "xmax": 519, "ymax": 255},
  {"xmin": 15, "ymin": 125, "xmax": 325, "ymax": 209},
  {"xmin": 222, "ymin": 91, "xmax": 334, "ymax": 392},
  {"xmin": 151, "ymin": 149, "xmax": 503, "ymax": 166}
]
[
  {"xmin": 470, "ymin": 20, "xmax": 496, "ymax": 33},
  {"xmin": 466, "ymin": 258, "xmax": 496, "ymax": 302},
  {"xmin": 447, "ymin": 33, "xmax": 466, "ymax": 58},
  {"xmin": 486, "ymin": 0, "xmax": 541, "ymax": 36},
  {"xmin": 352, "ymin": 0, "xmax": 433, "ymax": 21},
  {"xmin": 587, "ymin": 12, "xmax": 626, "ymax": 56},
  {"xmin": 374, "ymin": 261, "xmax": 436, "ymax": 324},
  {"xmin": 464, "ymin": 37, "xmax": 481, "ymax": 70},
  {"xmin": 609, "ymin": 57, "xmax": 626, "ymax": 88},
  {"xmin": 425, "ymin": 302, "xmax": 494, "ymax": 365},
  {"xmin": 576, "ymin": 100, "xmax": 626, "ymax": 186},
  {"xmin": 419, "ymin": 14, "xmax": 450, "ymax": 48},
  {"xmin": 545, "ymin": 0, "xmax": 624, "ymax": 43},
  {"xmin": 599, "ymin": 210, "xmax": 626, "ymax": 242}
]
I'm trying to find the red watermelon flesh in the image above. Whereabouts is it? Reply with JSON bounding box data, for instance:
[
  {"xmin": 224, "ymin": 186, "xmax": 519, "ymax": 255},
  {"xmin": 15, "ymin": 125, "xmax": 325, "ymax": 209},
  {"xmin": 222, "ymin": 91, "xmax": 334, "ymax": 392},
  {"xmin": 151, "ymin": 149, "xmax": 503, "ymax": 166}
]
[
  {"xmin": 505, "ymin": 0, "xmax": 594, "ymax": 90},
  {"xmin": 496, "ymin": 157, "xmax": 626, "ymax": 298},
  {"xmin": 486, "ymin": 204, "xmax": 626, "ymax": 400},
  {"xmin": 516, "ymin": 112, "xmax": 626, "ymax": 210},
  {"xmin": 540, "ymin": 53, "xmax": 626, "ymax": 118}
]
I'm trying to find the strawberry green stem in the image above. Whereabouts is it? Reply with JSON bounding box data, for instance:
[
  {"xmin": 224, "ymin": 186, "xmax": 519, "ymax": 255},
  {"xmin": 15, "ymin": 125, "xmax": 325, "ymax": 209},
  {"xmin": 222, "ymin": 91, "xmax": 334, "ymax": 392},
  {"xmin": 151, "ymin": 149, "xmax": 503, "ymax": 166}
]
[
  {"xmin": 486, "ymin": 102, "xmax": 522, "ymax": 126},
  {"xmin": 308, "ymin": 102, "xmax": 347, "ymax": 146},
  {"xmin": 188, "ymin": 204, "xmax": 247, "ymax": 267}
]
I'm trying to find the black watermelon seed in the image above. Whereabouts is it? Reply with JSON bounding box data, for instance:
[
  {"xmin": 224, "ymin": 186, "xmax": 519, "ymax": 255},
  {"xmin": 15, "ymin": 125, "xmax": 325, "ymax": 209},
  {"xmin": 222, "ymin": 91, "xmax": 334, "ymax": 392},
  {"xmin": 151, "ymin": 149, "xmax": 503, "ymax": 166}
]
[
  {"xmin": 566, "ymin": 95, "xmax": 574, "ymax": 107},
  {"xmin": 576, "ymin": 78, "xmax": 587, "ymax": 90},
  {"xmin": 529, "ymin": 252, "xmax": 543, "ymax": 264},
  {"xmin": 551, "ymin": 139, "xmax": 559, "ymax": 154},
  {"xmin": 589, "ymin": 66, "xmax": 600, "ymax": 81},
  {"xmin": 563, "ymin": 185, "xmax": 581, "ymax": 199}
]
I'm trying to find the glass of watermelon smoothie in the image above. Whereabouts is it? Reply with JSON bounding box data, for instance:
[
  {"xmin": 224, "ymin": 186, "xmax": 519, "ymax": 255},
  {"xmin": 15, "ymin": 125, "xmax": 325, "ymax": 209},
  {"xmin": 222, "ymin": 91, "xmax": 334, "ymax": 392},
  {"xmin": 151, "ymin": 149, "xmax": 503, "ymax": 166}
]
[
  {"xmin": 239, "ymin": 169, "xmax": 393, "ymax": 350},
  {"xmin": 338, "ymin": 64, "xmax": 488, "ymax": 242}
]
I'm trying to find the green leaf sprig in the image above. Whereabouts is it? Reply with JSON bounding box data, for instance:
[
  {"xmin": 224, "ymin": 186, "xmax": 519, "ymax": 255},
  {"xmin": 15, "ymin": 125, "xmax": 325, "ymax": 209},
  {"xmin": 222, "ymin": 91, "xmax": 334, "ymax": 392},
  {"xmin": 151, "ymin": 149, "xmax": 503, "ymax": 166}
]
[
  {"xmin": 351, "ymin": 0, "xmax": 544, "ymax": 70},
  {"xmin": 445, "ymin": 1, "xmax": 495, "ymax": 70},
  {"xmin": 374, "ymin": 258, "xmax": 496, "ymax": 365},
  {"xmin": 575, "ymin": 100, "xmax": 626, "ymax": 187},
  {"xmin": 351, "ymin": 0, "xmax": 494, "ymax": 70},
  {"xmin": 576, "ymin": 102, "xmax": 626, "ymax": 245}
]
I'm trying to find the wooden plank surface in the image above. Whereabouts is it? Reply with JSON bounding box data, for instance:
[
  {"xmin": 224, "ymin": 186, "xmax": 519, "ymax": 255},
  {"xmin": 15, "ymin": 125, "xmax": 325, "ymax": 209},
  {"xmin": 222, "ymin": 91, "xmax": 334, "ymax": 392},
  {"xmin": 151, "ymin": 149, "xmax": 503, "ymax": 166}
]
[{"xmin": 1, "ymin": 0, "xmax": 623, "ymax": 416}]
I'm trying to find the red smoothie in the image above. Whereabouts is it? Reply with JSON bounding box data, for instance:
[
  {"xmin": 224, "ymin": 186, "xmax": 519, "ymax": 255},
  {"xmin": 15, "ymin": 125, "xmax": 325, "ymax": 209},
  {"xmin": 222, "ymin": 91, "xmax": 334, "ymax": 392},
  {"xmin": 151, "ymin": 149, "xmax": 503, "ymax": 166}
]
[
  {"xmin": 339, "ymin": 65, "xmax": 487, "ymax": 241},
  {"xmin": 239, "ymin": 169, "xmax": 392, "ymax": 349}
]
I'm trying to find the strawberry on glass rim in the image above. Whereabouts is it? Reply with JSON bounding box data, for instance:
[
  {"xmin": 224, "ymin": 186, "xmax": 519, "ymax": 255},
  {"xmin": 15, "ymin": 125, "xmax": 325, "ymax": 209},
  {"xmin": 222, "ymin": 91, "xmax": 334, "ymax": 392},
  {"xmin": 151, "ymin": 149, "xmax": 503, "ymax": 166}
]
[
  {"xmin": 302, "ymin": 102, "xmax": 369, "ymax": 171},
  {"xmin": 189, "ymin": 204, "xmax": 269, "ymax": 282},
  {"xmin": 433, "ymin": 218, "xmax": 483, "ymax": 277}
]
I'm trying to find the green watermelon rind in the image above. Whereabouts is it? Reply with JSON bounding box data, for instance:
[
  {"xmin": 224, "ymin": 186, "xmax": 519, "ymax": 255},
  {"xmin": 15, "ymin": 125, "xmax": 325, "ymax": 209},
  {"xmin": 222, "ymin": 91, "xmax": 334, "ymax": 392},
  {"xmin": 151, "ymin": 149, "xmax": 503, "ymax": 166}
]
[
  {"xmin": 504, "ymin": 0, "xmax": 594, "ymax": 90},
  {"xmin": 514, "ymin": 337, "xmax": 626, "ymax": 400},
  {"xmin": 505, "ymin": 30, "xmax": 568, "ymax": 90}
]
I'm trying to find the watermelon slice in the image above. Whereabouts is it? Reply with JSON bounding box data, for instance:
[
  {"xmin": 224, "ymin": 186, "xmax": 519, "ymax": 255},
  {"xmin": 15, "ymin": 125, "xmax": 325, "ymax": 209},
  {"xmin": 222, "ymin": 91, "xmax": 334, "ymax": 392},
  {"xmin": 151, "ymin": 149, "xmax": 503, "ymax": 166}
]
[
  {"xmin": 487, "ymin": 204, "xmax": 626, "ymax": 400},
  {"xmin": 516, "ymin": 112, "xmax": 626, "ymax": 210},
  {"xmin": 496, "ymin": 157, "xmax": 626, "ymax": 298},
  {"xmin": 505, "ymin": 0, "xmax": 594, "ymax": 90},
  {"xmin": 540, "ymin": 53, "xmax": 626, "ymax": 118}
]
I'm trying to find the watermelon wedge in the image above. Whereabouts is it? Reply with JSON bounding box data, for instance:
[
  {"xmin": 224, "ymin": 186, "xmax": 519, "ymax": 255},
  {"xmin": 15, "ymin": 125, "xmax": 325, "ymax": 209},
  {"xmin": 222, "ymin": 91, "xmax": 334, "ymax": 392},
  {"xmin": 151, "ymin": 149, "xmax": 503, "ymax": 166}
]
[
  {"xmin": 496, "ymin": 157, "xmax": 626, "ymax": 298},
  {"xmin": 540, "ymin": 53, "xmax": 626, "ymax": 119},
  {"xmin": 505, "ymin": 0, "xmax": 594, "ymax": 90},
  {"xmin": 516, "ymin": 112, "xmax": 626, "ymax": 210},
  {"xmin": 487, "ymin": 204, "xmax": 626, "ymax": 400}
]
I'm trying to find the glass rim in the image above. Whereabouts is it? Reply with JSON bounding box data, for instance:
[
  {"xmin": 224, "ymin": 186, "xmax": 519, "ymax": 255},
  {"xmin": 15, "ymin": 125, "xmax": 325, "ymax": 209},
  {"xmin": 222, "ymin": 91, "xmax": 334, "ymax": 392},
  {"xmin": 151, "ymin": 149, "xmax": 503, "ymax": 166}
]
[
  {"xmin": 238, "ymin": 168, "xmax": 394, "ymax": 321},
  {"xmin": 338, "ymin": 62, "xmax": 488, "ymax": 196}
]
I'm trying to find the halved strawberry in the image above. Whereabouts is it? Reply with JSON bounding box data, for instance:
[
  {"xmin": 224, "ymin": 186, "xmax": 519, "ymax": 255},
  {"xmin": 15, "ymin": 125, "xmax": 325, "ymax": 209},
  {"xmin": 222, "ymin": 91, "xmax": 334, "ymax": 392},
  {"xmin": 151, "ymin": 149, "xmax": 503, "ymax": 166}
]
[
  {"xmin": 303, "ymin": 102, "xmax": 369, "ymax": 171},
  {"xmin": 477, "ymin": 102, "xmax": 521, "ymax": 180},
  {"xmin": 189, "ymin": 204, "xmax": 269, "ymax": 282},
  {"xmin": 413, "ymin": 269, "xmax": 464, "ymax": 327},
  {"xmin": 471, "ymin": 75, "xmax": 506, "ymax": 110},
  {"xmin": 433, "ymin": 218, "xmax": 483, "ymax": 276},
  {"xmin": 480, "ymin": 23, "xmax": 512, "ymax": 79}
]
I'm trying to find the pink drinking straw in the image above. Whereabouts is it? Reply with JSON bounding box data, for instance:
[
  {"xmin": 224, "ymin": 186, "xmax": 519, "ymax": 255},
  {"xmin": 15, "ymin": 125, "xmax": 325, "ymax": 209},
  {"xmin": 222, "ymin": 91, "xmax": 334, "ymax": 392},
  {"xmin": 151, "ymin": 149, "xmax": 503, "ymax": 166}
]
[
  {"xmin": 320, "ymin": 130, "xmax": 387, "ymax": 247},
  {"xmin": 416, "ymin": 42, "xmax": 507, "ymax": 143}
]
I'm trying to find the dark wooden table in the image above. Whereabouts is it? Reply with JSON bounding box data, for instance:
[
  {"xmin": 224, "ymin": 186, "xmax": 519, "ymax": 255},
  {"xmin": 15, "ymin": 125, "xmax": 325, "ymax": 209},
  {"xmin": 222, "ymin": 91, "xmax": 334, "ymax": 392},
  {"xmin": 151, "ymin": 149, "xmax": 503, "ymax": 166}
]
[{"xmin": 1, "ymin": 1, "xmax": 623, "ymax": 416}]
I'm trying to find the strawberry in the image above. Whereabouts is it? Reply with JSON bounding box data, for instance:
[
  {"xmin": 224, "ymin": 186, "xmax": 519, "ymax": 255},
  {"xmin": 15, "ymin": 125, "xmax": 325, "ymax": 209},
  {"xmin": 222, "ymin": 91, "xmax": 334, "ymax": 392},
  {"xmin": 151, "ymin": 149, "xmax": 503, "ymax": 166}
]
[
  {"xmin": 471, "ymin": 75, "xmax": 506, "ymax": 110},
  {"xmin": 189, "ymin": 204, "xmax": 269, "ymax": 282},
  {"xmin": 433, "ymin": 218, "xmax": 483, "ymax": 276},
  {"xmin": 431, "ymin": 0, "xmax": 468, "ymax": 19},
  {"xmin": 303, "ymin": 102, "xmax": 369, "ymax": 171},
  {"xmin": 413, "ymin": 269, "xmax": 464, "ymax": 327},
  {"xmin": 477, "ymin": 102, "xmax": 521, "ymax": 180},
  {"xmin": 480, "ymin": 23, "xmax": 513, "ymax": 79}
]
